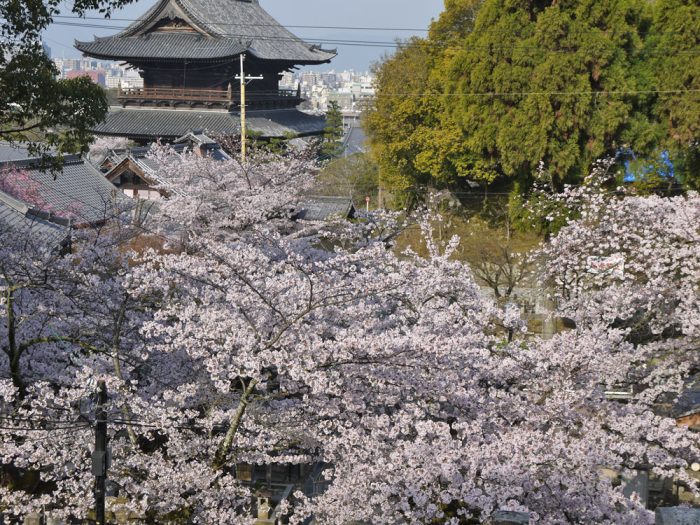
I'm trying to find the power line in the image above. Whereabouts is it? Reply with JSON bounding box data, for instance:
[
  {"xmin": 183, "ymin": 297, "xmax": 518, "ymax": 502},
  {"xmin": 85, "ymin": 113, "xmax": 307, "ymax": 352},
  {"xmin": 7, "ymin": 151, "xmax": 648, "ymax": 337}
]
[
  {"xmin": 110, "ymin": 418, "xmax": 227, "ymax": 432},
  {"xmin": 0, "ymin": 414, "xmax": 231, "ymax": 434},
  {"xmin": 52, "ymin": 15, "xmax": 431, "ymax": 33},
  {"xmin": 47, "ymin": 21, "xmax": 700, "ymax": 55},
  {"xmin": 370, "ymin": 89, "xmax": 700, "ymax": 97},
  {"xmin": 0, "ymin": 414, "xmax": 87, "ymax": 424},
  {"xmin": 0, "ymin": 422, "xmax": 91, "ymax": 432},
  {"xmin": 50, "ymin": 14, "xmax": 697, "ymax": 37}
]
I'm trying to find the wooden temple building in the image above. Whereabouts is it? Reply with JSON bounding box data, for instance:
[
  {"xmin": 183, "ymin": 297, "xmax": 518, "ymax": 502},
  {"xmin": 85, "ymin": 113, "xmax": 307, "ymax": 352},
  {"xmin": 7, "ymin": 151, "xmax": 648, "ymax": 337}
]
[{"xmin": 76, "ymin": 0, "xmax": 336, "ymax": 143}]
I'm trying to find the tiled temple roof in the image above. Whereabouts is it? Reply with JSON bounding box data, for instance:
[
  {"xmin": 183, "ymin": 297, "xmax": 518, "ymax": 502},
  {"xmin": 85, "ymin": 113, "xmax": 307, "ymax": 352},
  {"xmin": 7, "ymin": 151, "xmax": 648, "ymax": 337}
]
[
  {"xmin": 0, "ymin": 155, "xmax": 128, "ymax": 226},
  {"xmin": 93, "ymin": 108, "xmax": 327, "ymax": 140},
  {"xmin": 76, "ymin": 33, "xmax": 248, "ymax": 61},
  {"xmin": 294, "ymin": 196, "xmax": 355, "ymax": 222},
  {"xmin": 0, "ymin": 190, "xmax": 70, "ymax": 248},
  {"xmin": 76, "ymin": 0, "xmax": 335, "ymax": 64}
]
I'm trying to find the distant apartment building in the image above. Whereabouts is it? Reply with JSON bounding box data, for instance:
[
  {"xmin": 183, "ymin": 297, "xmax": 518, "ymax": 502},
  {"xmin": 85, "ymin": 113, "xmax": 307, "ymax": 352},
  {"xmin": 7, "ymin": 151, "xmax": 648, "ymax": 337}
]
[
  {"xmin": 105, "ymin": 71, "xmax": 145, "ymax": 90},
  {"xmin": 54, "ymin": 58, "xmax": 144, "ymax": 90},
  {"xmin": 279, "ymin": 71, "xmax": 296, "ymax": 90},
  {"xmin": 66, "ymin": 69, "xmax": 106, "ymax": 87}
]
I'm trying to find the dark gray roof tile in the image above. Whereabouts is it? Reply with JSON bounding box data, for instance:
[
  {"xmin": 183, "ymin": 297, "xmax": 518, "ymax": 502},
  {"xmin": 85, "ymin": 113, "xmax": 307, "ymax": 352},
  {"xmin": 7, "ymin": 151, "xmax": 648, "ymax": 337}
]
[
  {"xmin": 0, "ymin": 155, "xmax": 129, "ymax": 226},
  {"xmin": 0, "ymin": 142, "xmax": 33, "ymax": 162},
  {"xmin": 0, "ymin": 190, "xmax": 69, "ymax": 248},
  {"xmin": 93, "ymin": 108, "xmax": 326, "ymax": 140},
  {"xmin": 674, "ymin": 374, "xmax": 700, "ymax": 418},
  {"xmin": 76, "ymin": 33, "xmax": 248, "ymax": 61},
  {"xmin": 77, "ymin": 0, "xmax": 335, "ymax": 64}
]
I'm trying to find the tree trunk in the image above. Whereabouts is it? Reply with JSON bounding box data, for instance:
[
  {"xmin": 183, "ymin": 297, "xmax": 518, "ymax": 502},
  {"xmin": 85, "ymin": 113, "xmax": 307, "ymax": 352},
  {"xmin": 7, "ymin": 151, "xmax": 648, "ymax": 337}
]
[
  {"xmin": 5, "ymin": 287, "xmax": 26, "ymax": 399},
  {"xmin": 213, "ymin": 379, "xmax": 258, "ymax": 471},
  {"xmin": 111, "ymin": 300, "xmax": 139, "ymax": 446}
]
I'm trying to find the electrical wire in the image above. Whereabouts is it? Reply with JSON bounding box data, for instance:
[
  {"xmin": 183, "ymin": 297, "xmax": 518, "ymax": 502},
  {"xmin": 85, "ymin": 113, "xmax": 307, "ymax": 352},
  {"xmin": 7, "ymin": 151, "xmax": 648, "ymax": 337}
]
[
  {"xmin": 371, "ymin": 89, "xmax": 700, "ymax": 97},
  {"xmin": 0, "ymin": 415, "xmax": 87, "ymax": 424},
  {"xmin": 110, "ymin": 418, "xmax": 227, "ymax": 432},
  {"xmin": 50, "ymin": 14, "xmax": 699, "ymax": 37},
  {"xmin": 46, "ymin": 20, "xmax": 700, "ymax": 55},
  {"xmin": 52, "ymin": 14, "xmax": 432, "ymax": 33}
]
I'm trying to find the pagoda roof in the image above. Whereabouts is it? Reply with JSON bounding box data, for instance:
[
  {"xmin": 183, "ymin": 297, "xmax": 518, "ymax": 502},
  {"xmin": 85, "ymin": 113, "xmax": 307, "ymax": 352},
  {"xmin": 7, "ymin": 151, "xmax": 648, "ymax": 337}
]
[
  {"xmin": 75, "ymin": 33, "xmax": 249, "ymax": 61},
  {"xmin": 76, "ymin": 0, "xmax": 336, "ymax": 64},
  {"xmin": 92, "ymin": 108, "xmax": 327, "ymax": 140}
]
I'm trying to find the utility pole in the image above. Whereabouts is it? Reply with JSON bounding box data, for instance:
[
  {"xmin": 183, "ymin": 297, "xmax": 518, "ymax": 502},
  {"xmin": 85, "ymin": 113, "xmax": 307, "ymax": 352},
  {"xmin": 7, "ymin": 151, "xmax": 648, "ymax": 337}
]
[
  {"xmin": 235, "ymin": 53, "xmax": 263, "ymax": 162},
  {"xmin": 92, "ymin": 380, "xmax": 109, "ymax": 525}
]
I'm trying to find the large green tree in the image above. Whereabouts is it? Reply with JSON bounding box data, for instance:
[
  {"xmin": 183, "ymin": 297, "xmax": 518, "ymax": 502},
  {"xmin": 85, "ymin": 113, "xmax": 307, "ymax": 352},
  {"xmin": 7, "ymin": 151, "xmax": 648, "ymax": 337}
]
[
  {"xmin": 447, "ymin": 0, "xmax": 655, "ymax": 187},
  {"xmin": 365, "ymin": 1, "xmax": 481, "ymax": 193},
  {"xmin": 0, "ymin": 0, "xmax": 133, "ymax": 162},
  {"xmin": 650, "ymin": 0, "xmax": 700, "ymax": 188},
  {"xmin": 367, "ymin": 0, "xmax": 699, "ymax": 194}
]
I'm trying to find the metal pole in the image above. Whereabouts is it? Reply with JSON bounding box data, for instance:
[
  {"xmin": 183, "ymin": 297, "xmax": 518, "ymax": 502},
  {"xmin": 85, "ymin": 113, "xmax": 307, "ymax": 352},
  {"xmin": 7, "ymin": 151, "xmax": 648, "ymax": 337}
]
[
  {"xmin": 93, "ymin": 381, "xmax": 108, "ymax": 525},
  {"xmin": 240, "ymin": 53, "xmax": 246, "ymax": 162}
]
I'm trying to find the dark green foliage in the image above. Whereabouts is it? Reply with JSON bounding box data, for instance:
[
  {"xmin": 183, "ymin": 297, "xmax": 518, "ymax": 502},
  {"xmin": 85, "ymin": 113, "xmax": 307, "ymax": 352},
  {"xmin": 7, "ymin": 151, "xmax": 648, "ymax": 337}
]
[
  {"xmin": 366, "ymin": 0, "xmax": 700, "ymax": 195},
  {"xmin": 649, "ymin": 0, "xmax": 700, "ymax": 189},
  {"xmin": 320, "ymin": 101, "xmax": 345, "ymax": 159},
  {"xmin": 0, "ymin": 0, "xmax": 135, "ymax": 164},
  {"xmin": 365, "ymin": 2, "xmax": 482, "ymax": 193}
]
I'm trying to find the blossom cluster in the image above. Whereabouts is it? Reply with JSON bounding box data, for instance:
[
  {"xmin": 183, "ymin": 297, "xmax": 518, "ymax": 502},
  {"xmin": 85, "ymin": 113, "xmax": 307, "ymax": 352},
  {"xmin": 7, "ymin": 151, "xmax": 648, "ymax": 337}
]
[{"xmin": 0, "ymin": 150, "xmax": 697, "ymax": 523}]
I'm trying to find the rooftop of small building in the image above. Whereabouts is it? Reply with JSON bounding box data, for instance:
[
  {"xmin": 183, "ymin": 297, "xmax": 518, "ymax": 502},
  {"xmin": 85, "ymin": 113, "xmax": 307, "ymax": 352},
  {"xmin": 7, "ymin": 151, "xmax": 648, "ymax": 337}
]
[
  {"xmin": 674, "ymin": 374, "xmax": 700, "ymax": 420},
  {"xmin": 0, "ymin": 154, "xmax": 131, "ymax": 226},
  {"xmin": 294, "ymin": 196, "xmax": 355, "ymax": 222},
  {"xmin": 0, "ymin": 190, "xmax": 70, "ymax": 249},
  {"xmin": 0, "ymin": 142, "xmax": 33, "ymax": 162}
]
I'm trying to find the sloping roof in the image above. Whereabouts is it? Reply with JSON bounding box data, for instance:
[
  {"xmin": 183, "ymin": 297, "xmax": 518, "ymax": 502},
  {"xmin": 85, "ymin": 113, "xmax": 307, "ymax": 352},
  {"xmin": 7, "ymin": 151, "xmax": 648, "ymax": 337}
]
[
  {"xmin": 173, "ymin": 132, "xmax": 232, "ymax": 161},
  {"xmin": 76, "ymin": 33, "xmax": 248, "ymax": 61},
  {"xmin": 0, "ymin": 155, "xmax": 128, "ymax": 226},
  {"xmin": 76, "ymin": 0, "xmax": 335, "ymax": 64},
  {"xmin": 106, "ymin": 155, "xmax": 165, "ymax": 189},
  {"xmin": 0, "ymin": 190, "xmax": 70, "ymax": 248},
  {"xmin": 674, "ymin": 374, "xmax": 700, "ymax": 419},
  {"xmin": 0, "ymin": 142, "xmax": 33, "ymax": 162},
  {"xmin": 93, "ymin": 108, "xmax": 326, "ymax": 140},
  {"xmin": 105, "ymin": 139, "xmax": 229, "ymax": 194},
  {"xmin": 294, "ymin": 196, "xmax": 355, "ymax": 222}
]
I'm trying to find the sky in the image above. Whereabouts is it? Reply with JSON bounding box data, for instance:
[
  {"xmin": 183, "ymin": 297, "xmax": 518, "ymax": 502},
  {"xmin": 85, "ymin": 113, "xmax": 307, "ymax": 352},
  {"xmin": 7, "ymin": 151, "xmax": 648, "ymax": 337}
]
[{"xmin": 44, "ymin": 0, "xmax": 445, "ymax": 71}]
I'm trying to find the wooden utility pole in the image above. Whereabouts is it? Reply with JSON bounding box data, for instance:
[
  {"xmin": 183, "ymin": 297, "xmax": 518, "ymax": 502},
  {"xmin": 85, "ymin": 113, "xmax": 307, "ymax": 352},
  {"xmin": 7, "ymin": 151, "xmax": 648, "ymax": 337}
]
[
  {"xmin": 92, "ymin": 381, "xmax": 108, "ymax": 525},
  {"xmin": 235, "ymin": 53, "xmax": 263, "ymax": 162}
]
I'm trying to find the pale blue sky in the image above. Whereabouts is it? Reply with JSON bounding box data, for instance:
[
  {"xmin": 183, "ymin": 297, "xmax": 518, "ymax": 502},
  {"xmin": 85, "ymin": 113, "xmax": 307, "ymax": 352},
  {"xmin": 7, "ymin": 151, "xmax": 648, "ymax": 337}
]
[{"xmin": 44, "ymin": 0, "xmax": 445, "ymax": 70}]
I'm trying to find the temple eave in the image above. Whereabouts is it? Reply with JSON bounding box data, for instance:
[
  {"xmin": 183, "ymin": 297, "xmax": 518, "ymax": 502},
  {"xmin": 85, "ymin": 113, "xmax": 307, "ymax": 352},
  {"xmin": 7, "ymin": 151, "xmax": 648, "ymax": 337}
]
[{"xmin": 92, "ymin": 108, "xmax": 327, "ymax": 141}]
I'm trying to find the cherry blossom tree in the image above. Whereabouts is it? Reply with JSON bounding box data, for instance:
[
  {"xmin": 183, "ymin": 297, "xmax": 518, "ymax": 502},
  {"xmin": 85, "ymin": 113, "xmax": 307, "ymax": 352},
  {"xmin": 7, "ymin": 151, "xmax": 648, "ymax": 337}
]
[
  {"xmin": 1, "ymin": 150, "xmax": 698, "ymax": 524},
  {"xmin": 0, "ymin": 168, "xmax": 56, "ymax": 214}
]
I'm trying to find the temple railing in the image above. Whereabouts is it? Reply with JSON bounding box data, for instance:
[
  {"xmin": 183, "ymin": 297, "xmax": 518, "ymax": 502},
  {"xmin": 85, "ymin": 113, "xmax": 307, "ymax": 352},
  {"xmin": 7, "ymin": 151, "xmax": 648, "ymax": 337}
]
[{"xmin": 117, "ymin": 87, "xmax": 302, "ymax": 109}]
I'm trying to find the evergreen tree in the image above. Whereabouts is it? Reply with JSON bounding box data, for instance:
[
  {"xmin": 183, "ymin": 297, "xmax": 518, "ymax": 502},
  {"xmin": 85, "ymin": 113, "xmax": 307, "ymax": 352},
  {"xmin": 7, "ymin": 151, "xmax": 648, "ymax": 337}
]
[
  {"xmin": 321, "ymin": 101, "xmax": 345, "ymax": 159},
  {"xmin": 365, "ymin": 1, "xmax": 481, "ymax": 193},
  {"xmin": 367, "ymin": 0, "xmax": 699, "ymax": 194},
  {"xmin": 447, "ymin": 0, "xmax": 655, "ymax": 188},
  {"xmin": 650, "ymin": 0, "xmax": 700, "ymax": 188}
]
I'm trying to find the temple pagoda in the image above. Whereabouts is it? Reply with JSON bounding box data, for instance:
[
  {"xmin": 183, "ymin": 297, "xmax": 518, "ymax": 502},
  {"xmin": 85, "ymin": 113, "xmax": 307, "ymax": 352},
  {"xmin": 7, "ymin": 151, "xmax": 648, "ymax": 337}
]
[{"xmin": 76, "ymin": 0, "xmax": 336, "ymax": 143}]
